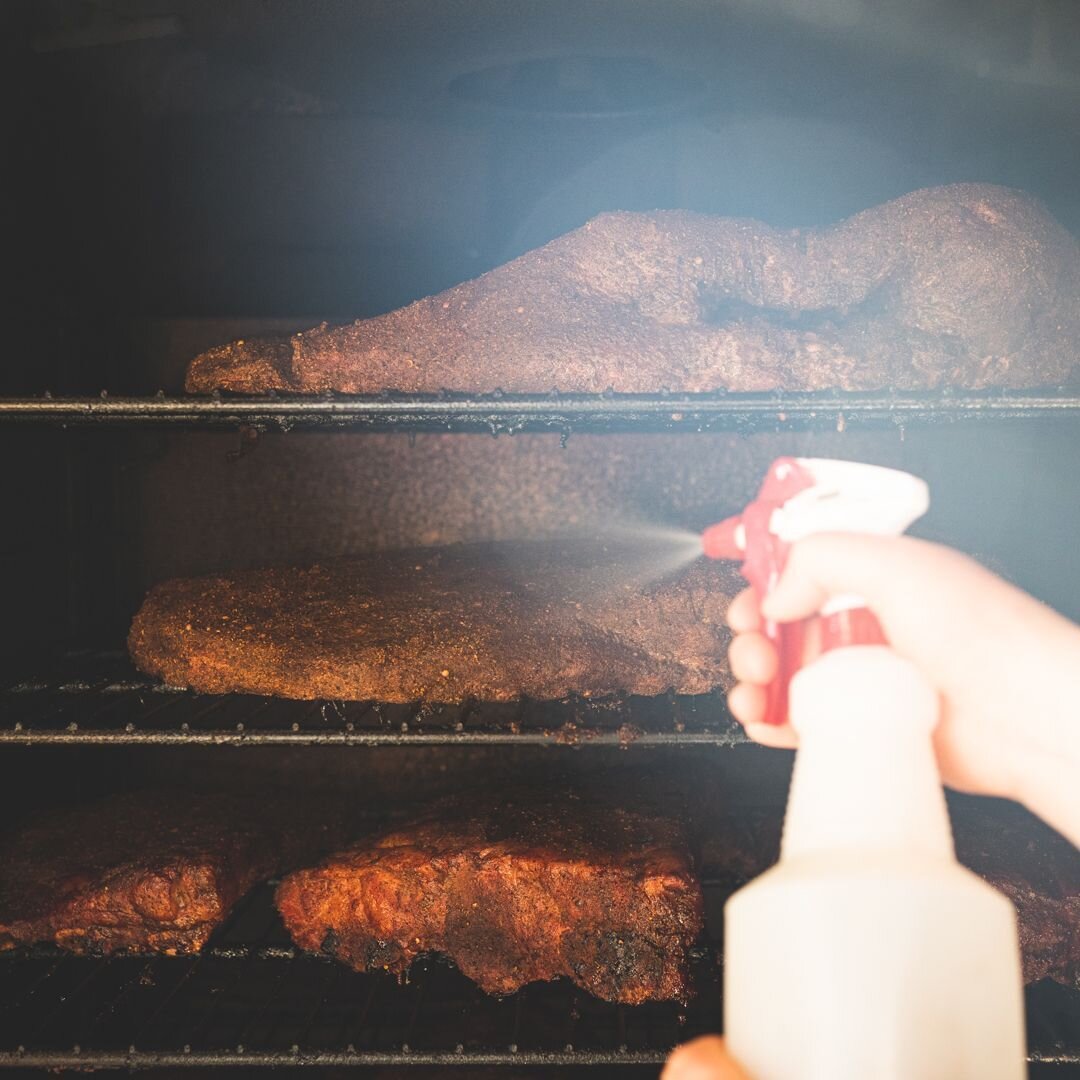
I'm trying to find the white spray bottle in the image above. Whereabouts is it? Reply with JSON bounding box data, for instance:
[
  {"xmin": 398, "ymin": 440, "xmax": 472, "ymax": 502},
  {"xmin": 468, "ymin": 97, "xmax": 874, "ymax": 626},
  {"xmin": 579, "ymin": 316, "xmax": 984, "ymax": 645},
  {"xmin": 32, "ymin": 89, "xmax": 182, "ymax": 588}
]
[{"xmin": 701, "ymin": 457, "xmax": 1025, "ymax": 1080}]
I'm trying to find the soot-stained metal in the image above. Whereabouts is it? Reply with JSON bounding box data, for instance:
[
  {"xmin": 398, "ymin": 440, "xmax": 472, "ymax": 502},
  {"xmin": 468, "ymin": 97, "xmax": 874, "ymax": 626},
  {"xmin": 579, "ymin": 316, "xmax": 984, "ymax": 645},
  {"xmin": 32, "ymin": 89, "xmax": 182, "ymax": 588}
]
[
  {"xmin": 3, "ymin": 390, "xmax": 1080, "ymax": 433},
  {"xmin": 0, "ymin": 654, "xmax": 744, "ymax": 747}
]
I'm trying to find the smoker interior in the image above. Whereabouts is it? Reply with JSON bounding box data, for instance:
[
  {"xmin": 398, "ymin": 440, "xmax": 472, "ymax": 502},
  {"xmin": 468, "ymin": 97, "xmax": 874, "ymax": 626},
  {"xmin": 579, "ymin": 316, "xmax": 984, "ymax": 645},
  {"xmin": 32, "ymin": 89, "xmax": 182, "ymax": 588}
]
[
  {"xmin": 0, "ymin": 744, "xmax": 1076, "ymax": 1072},
  {"xmin": 7, "ymin": 1, "xmax": 1080, "ymax": 1075},
  {"xmin": 0, "ymin": 746, "xmax": 748, "ymax": 1071},
  {"xmin": 3, "ymin": 418, "xmax": 1080, "ymax": 1073}
]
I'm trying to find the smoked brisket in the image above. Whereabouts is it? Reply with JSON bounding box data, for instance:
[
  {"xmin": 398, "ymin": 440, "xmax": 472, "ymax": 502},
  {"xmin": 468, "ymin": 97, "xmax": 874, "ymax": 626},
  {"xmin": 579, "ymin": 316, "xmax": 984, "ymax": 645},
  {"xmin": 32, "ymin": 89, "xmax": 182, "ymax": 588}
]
[
  {"xmin": 275, "ymin": 795, "xmax": 704, "ymax": 1003},
  {"xmin": 129, "ymin": 540, "xmax": 740, "ymax": 702},
  {"xmin": 0, "ymin": 791, "xmax": 341, "ymax": 955},
  {"xmin": 186, "ymin": 184, "xmax": 1080, "ymax": 395}
]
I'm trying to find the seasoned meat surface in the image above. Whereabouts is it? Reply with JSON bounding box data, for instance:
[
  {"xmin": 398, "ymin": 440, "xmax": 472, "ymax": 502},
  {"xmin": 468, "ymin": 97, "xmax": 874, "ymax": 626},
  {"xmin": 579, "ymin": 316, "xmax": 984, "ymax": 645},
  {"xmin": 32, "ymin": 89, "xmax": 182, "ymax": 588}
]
[
  {"xmin": 275, "ymin": 795, "xmax": 704, "ymax": 1003},
  {"xmin": 187, "ymin": 185, "xmax": 1080, "ymax": 394},
  {"xmin": 0, "ymin": 792, "xmax": 342, "ymax": 955},
  {"xmin": 129, "ymin": 539, "xmax": 740, "ymax": 702}
]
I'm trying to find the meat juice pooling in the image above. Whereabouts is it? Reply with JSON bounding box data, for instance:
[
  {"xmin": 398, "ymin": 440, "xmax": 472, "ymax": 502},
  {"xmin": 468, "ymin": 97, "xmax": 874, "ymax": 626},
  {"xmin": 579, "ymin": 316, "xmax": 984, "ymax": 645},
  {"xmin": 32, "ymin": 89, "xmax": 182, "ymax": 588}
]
[{"xmin": 701, "ymin": 458, "xmax": 1025, "ymax": 1080}]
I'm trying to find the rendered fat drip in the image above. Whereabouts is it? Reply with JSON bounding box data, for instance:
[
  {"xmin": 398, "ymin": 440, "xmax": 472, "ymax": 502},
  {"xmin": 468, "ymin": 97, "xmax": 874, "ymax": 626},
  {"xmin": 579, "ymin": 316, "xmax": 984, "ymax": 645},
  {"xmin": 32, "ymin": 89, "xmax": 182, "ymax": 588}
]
[{"xmin": 701, "ymin": 458, "xmax": 1025, "ymax": 1080}]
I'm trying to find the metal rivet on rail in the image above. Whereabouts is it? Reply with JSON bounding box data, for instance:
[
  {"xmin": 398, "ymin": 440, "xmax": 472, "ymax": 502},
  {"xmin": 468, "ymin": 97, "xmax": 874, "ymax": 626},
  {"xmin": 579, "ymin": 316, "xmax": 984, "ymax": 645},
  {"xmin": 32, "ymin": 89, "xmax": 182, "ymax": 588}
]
[
  {"xmin": 345, "ymin": 721, "xmax": 354, "ymax": 732},
  {"xmin": 67, "ymin": 722, "xmax": 78, "ymax": 732},
  {"xmin": 565, "ymin": 1043, "xmax": 574, "ymax": 1052},
  {"xmin": 401, "ymin": 1043, "xmax": 411, "ymax": 1054},
  {"xmin": 180, "ymin": 722, "xmax": 190, "ymax": 732},
  {"xmin": 183, "ymin": 1045, "xmax": 191, "ymax": 1055},
  {"xmin": 236, "ymin": 722, "xmax": 245, "ymax": 732},
  {"xmin": 455, "ymin": 1044, "xmax": 464, "ymax": 1055},
  {"xmin": 125, "ymin": 723, "xmax": 135, "ymax": 733},
  {"xmin": 13, "ymin": 722, "xmax": 22, "ymax": 732},
  {"xmin": 291, "ymin": 722, "xmax": 300, "ymax": 732},
  {"xmin": 508, "ymin": 1043, "xmax": 518, "ymax": 1054}
]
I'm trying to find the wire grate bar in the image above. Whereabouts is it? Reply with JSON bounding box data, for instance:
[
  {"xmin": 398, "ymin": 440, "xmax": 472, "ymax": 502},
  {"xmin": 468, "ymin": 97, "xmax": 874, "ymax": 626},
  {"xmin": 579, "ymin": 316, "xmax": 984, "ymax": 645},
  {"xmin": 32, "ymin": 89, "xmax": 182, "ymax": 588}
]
[
  {"xmin": 296, "ymin": 962, "xmax": 348, "ymax": 1050},
  {"xmin": 24, "ymin": 955, "xmax": 112, "ymax": 1048},
  {"xmin": 0, "ymin": 888, "xmax": 1074, "ymax": 1067},
  {"xmin": 130, "ymin": 956, "xmax": 203, "ymax": 1047},
  {"xmin": 0, "ymin": 653, "xmax": 747, "ymax": 747},
  {"xmin": 5, "ymin": 390, "xmax": 1080, "ymax": 433},
  {"xmin": 0, "ymin": 956, "xmax": 65, "ymax": 1019},
  {"xmin": 82, "ymin": 957, "xmax": 157, "ymax": 1043},
  {"xmin": 229, "ymin": 955, "xmax": 298, "ymax": 1052},
  {"xmin": 85, "ymin": 959, "xmax": 167, "ymax": 1050},
  {"xmin": 0, "ymin": 1048, "xmax": 674, "ymax": 1066}
]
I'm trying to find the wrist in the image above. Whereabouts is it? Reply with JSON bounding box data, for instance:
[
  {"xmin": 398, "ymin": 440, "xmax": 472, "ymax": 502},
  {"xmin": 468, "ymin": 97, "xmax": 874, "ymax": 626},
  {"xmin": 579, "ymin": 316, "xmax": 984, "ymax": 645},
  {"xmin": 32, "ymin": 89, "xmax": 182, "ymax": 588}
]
[
  {"xmin": 1014, "ymin": 749, "xmax": 1080, "ymax": 849},
  {"xmin": 1010, "ymin": 622, "xmax": 1080, "ymax": 813}
]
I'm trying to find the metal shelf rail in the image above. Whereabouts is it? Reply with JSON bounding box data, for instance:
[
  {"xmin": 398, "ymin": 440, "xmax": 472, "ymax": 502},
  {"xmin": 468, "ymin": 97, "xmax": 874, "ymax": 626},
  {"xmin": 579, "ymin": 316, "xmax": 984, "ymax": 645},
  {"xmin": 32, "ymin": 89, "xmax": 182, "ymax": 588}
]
[
  {"xmin": 4, "ymin": 390, "xmax": 1080, "ymax": 432},
  {"xmin": 0, "ymin": 653, "xmax": 744, "ymax": 747}
]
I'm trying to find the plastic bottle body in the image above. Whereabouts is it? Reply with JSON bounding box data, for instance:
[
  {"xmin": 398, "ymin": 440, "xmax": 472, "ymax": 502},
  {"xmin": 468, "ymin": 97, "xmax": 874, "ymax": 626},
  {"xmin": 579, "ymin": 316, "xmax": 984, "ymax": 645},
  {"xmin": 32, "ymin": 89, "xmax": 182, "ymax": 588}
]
[
  {"xmin": 725, "ymin": 855, "xmax": 1024, "ymax": 1080},
  {"xmin": 723, "ymin": 647, "xmax": 1026, "ymax": 1080}
]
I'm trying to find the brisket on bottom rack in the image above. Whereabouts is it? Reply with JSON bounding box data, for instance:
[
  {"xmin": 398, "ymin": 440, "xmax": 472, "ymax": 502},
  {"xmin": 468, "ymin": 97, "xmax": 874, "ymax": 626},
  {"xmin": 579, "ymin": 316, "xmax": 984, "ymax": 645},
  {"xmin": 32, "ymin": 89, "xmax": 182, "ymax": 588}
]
[
  {"xmin": 0, "ymin": 791, "xmax": 343, "ymax": 955},
  {"xmin": 275, "ymin": 794, "xmax": 704, "ymax": 1004}
]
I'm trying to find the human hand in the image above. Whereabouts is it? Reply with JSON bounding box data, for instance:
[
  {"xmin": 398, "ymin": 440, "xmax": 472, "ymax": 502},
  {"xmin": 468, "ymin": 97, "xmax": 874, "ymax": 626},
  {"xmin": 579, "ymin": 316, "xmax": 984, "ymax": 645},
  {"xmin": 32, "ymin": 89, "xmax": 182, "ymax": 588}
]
[
  {"xmin": 727, "ymin": 534, "xmax": 1080, "ymax": 846},
  {"xmin": 662, "ymin": 1036, "xmax": 750, "ymax": 1079}
]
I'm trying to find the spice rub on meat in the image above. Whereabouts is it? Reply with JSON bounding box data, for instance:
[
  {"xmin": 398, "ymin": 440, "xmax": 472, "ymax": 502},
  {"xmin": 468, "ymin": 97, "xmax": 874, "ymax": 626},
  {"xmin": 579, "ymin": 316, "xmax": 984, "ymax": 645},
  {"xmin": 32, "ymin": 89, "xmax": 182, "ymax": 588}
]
[
  {"xmin": 274, "ymin": 794, "xmax": 704, "ymax": 1004},
  {"xmin": 186, "ymin": 184, "xmax": 1080, "ymax": 395},
  {"xmin": 128, "ymin": 540, "xmax": 740, "ymax": 703},
  {"xmin": 0, "ymin": 792, "xmax": 342, "ymax": 956}
]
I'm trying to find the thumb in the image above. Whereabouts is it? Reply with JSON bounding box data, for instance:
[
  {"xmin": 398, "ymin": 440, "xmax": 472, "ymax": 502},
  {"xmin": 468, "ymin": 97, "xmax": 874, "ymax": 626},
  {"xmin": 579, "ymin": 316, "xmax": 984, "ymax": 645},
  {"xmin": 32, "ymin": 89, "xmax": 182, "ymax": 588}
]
[
  {"xmin": 760, "ymin": 533, "xmax": 923, "ymax": 623},
  {"xmin": 662, "ymin": 1036, "xmax": 752, "ymax": 1079}
]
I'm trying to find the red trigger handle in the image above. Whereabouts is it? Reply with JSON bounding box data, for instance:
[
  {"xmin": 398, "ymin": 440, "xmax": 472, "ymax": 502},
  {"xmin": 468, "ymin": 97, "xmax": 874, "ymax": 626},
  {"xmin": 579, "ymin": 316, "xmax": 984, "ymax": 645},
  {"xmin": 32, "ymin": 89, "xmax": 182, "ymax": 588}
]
[{"xmin": 702, "ymin": 458, "xmax": 887, "ymax": 727}]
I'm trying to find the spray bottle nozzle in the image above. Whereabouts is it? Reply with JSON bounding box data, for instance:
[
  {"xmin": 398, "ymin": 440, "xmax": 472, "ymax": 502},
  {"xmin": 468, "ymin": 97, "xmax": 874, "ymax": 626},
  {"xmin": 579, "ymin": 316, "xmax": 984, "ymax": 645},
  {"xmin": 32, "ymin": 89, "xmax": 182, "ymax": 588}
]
[
  {"xmin": 701, "ymin": 517, "xmax": 744, "ymax": 561},
  {"xmin": 700, "ymin": 457, "xmax": 929, "ymax": 726}
]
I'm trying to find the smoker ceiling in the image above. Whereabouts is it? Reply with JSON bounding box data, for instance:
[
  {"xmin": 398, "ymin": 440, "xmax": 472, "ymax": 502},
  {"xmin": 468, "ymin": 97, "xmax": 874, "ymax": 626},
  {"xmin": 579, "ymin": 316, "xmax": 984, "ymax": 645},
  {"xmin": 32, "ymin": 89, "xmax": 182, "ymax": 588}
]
[{"xmin": 23, "ymin": 0, "xmax": 1080, "ymax": 110}]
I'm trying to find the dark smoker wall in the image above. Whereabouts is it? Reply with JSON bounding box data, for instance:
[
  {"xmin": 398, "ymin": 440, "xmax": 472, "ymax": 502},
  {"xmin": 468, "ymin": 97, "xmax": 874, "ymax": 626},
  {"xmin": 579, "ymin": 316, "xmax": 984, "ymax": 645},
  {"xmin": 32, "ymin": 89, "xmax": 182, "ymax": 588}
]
[{"xmin": 8, "ymin": 0, "xmax": 1080, "ymax": 394}]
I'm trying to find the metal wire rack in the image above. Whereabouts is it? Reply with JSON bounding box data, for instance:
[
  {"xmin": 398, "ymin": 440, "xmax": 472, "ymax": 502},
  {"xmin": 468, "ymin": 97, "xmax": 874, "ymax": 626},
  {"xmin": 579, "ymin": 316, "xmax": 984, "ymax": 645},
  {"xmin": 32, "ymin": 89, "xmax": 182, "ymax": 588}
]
[
  {"xmin": 0, "ymin": 881, "xmax": 715, "ymax": 1069},
  {"xmin": 0, "ymin": 882, "xmax": 1075, "ymax": 1070},
  {"xmin": 0, "ymin": 652, "xmax": 745, "ymax": 747},
  {"xmin": 4, "ymin": 389, "xmax": 1080, "ymax": 432}
]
